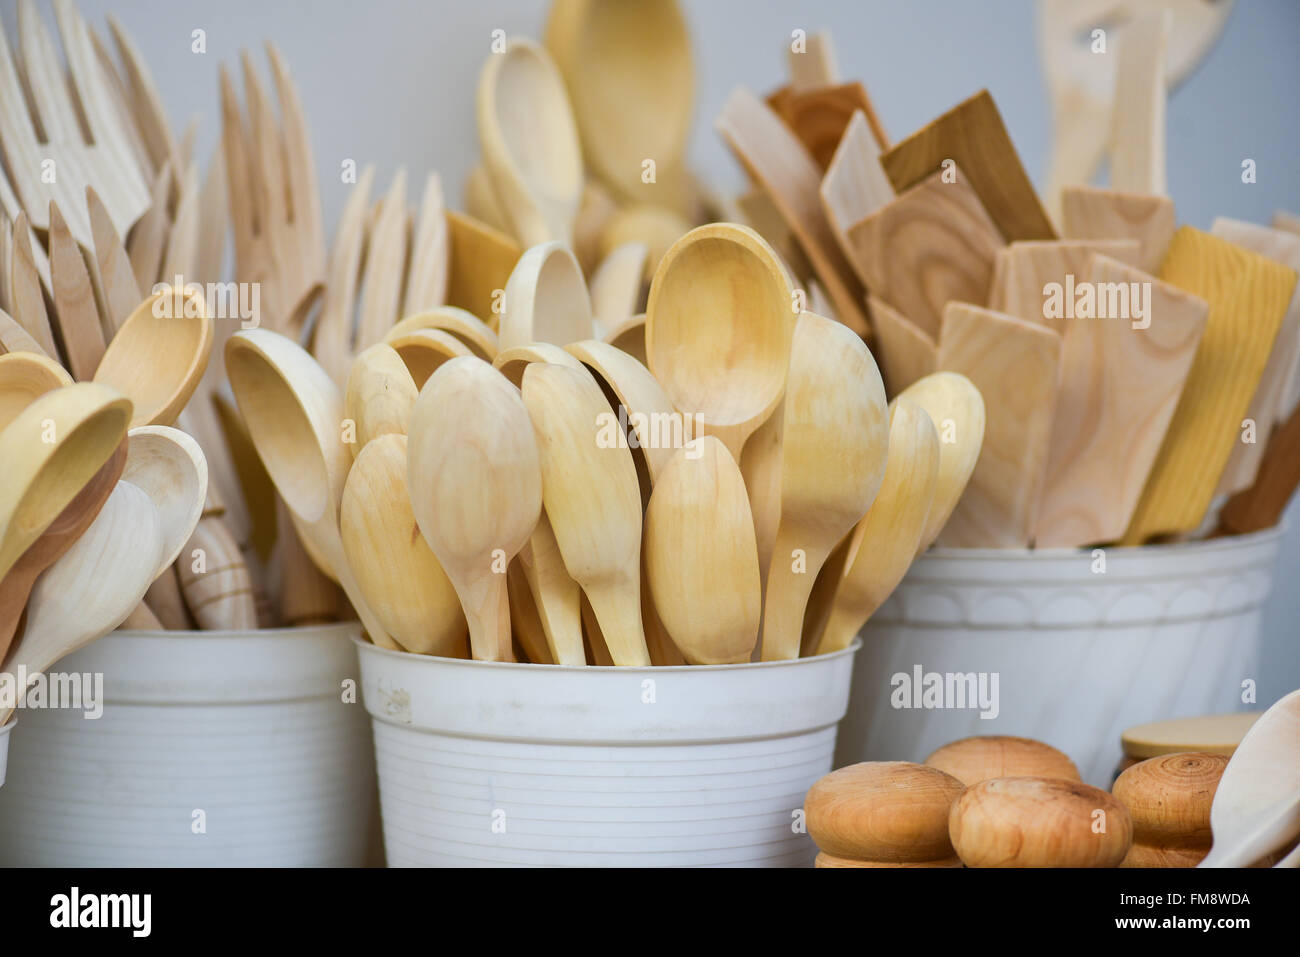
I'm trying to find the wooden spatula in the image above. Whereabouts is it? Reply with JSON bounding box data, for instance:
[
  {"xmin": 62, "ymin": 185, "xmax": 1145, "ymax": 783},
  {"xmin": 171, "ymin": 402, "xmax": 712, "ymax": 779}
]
[
  {"xmin": 819, "ymin": 111, "xmax": 895, "ymax": 261},
  {"xmin": 1218, "ymin": 399, "xmax": 1300, "ymax": 535},
  {"xmin": 868, "ymin": 296, "xmax": 936, "ymax": 397},
  {"xmin": 991, "ymin": 239, "xmax": 1143, "ymax": 332},
  {"xmin": 769, "ymin": 81, "xmax": 890, "ymax": 168},
  {"xmin": 444, "ymin": 210, "xmax": 521, "ymax": 330},
  {"xmin": 1035, "ymin": 254, "xmax": 1208, "ymax": 548},
  {"xmin": 1060, "ymin": 185, "xmax": 1176, "ymax": 275},
  {"xmin": 936, "ymin": 303, "xmax": 1062, "ymax": 547},
  {"xmin": 1123, "ymin": 227, "xmax": 1297, "ymax": 544},
  {"xmin": 1108, "ymin": 12, "xmax": 1171, "ymax": 196},
  {"xmin": 879, "ymin": 89, "xmax": 1055, "ymax": 242},
  {"xmin": 1208, "ymin": 218, "xmax": 1300, "ymax": 498},
  {"xmin": 843, "ymin": 163, "xmax": 1005, "ymax": 339}
]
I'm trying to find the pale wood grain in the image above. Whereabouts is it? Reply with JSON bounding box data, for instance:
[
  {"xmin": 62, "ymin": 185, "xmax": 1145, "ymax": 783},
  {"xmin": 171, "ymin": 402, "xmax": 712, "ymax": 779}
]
[
  {"xmin": 820, "ymin": 111, "xmax": 894, "ymax": 263},
  {"xmin": 1113, "ymin": 753, "xmax": 1224, "ymax": 867},
  {"xmin": 1036, "ymin": 254, "xmax": 1207, "ymax": 548},
  {"xmin": 444, "ymin": 210, "xmax": 521, "ymax": 332},
  {"xmin": 926, "ymin": 735, "xmax": 1081, "ymax": 787},
  {"xmin": 880, "ymin": 89, "xmax": 1055, "ymax": 242},
  {"xmin": 844, "ymin": 164, "xmax": 1005, "ymax": 339},
  {"xmin": 787, "ymin": 28, "xmax": 839, "ymax": 91},
  {"xmin": 48, "ymin": 202, "xmax": 108, "ymax": 380},
  {"xmin": 769, "ymin": 80, "xmax": 890, "ymax": 169},
  {"xmin": 1109, "ymin": 12, "xmax": 1169, "ymax": 196},
  {"xmin": 7, "ymin": 212, "xmax": 58, "ymax": 358},
  {"xmin": 992, "ymin": 239, "xmax": 1143, "ymax": 333},
  {"xmin": 1123, "ymin": 227, "xmax": 1297, "ymax": 543},
  {"xmin": 937, "ymin": 302, "xmax": 1062, "ymax": 547},
  {"xmin": 868, "ymin": 295, "xmax": 936, "ymax": 396},
  {"xmin": 1061, "ymin": 184, "xmax": 1176, "ymax": 274}
]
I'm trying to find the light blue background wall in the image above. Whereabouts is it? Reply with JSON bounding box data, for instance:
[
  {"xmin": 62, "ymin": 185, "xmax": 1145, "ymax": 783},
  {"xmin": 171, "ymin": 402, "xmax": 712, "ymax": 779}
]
[{"xmin": 6, "ymin": 0, "xmax": 1297, "ymax": 702}]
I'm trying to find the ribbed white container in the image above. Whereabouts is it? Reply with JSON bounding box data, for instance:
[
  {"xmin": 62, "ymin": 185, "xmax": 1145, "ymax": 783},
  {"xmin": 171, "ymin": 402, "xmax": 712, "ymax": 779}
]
[
  {"xmin": 0, "ymin": 624, "xmax": 376, "ymax": 866},
  {"xmin": 0, "ymin": 721, "xmax": 11, "ymax": 788},
  {"xmin": 357, "ymin": 639, "xmax": 859, "ymax": 867},
  {"xmin": 840, "ymin": 529, "xmax": 1282, "ymax": 786}
]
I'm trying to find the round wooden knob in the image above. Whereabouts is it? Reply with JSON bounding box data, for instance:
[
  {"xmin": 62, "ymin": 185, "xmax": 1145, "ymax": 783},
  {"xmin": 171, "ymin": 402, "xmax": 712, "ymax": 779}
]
[
  {"xmin": 949, "ymin": 777, "xmax": 1132, "ymax": 868},
  {"xmin": 925, "ymin": 735, "xmax": 1080, "ymax": 785},
  {"xmin": 1112, "ymin": 752, "xmax": 1225, "ymax": 867},
  {"xmin": 804, "ymin": 761, "xmax": 965, "ymax": 864}
]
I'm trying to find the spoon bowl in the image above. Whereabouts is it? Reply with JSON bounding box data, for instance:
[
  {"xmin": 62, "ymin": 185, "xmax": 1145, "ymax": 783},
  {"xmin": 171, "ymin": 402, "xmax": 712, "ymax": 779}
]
[
  {"xmin": 500, "ymin": 242, "xmax": 593, "ymax": 350},
  {"xmin": 120, "ymin": 426, "xmax": 208, "ymax": 575},
  {"xmin": 344, "ymin": 342, "xmax": 419, "ymax": 455},
  {"xmin": 0, "ymin": 353, "xmax": 74, "ymax": 430},
  {"xmin": 384, "ymin": 327, "xmax": 472, "ymax": 389}
]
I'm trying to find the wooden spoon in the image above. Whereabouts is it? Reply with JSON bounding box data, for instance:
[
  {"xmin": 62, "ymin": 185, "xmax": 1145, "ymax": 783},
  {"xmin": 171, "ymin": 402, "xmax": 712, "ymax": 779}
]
[
  {"xmin": 761, "ymin": 312, "xmax": 888, "ymax": 660},
  {"xmin": 341, "ymin": 434, "xmax": 468, "ymax": 657},
  {"xmin": 492, "ymin": 342, "xmax": 585, "ymax": 386},
  {"xmin": 589, "ymin": 242, "xmax": 648, "ymax": 335},
  {"xmin": 344, "ymin": 342, "xmax": 418, "ymax": 456},
  {"xmin": 0, "ymin": 438, "xmax": 125, "ymax": 661},
  {"xmin": 0, "ymin": 351, "xmax": 73, "ymax": 430},
  {"xmin": 444, "ymin": 210, "xmax": 522, "ymax": 328},
  {"xmin": 644, "ymin": 437, "xmax": 760, "ymax": 664},
  {"xmin": 499, "ymin": 242, "xmax": 593, "ymax": 350},
  {"xmin": 604, "ymin": 313, "xmax": 647, "ymax": 365},
  {"xmin": 645, "ymin": 223, "xmax": 795, "ymax": 461},
  {"xmin": 119, "ymin": 426, "xmax": 208, "ymax": 575},
  {"xmin": 815, "ymin": 399, "xmax": 939, "ymax": 655},
  {"xmin": 225, "ymin": 328, "xmax": 396, "ymax": 649},
  {"xmin": 407, "ymin": 356, "xmax": 542, "ymax": 662},
  {"xmin": 521, "ymin": 362, "xmax": 649, "ymax": 666},
  {"xmin": 386, "ymin": 307, "xmax": 499, "ymax": 361},
  {"xmin": 897, "ymin": 372, "xmax": 986, "ymax": 552},
  {"xmin": 545, "ymin": 0, "xmax": 694, "ymax": 210},
  {"xmin": 477, "ymin": 36, "xmax": 582, "ymax": 246},
  {"xmin": 0, "ymin": 381, "xmax": 133, "ymax": 582},
  {"xmin": 1202, "ymin": 689, "xmax": 1300, "ymax": 868},
  {"xmin": 0, "ymin": 481, "xmax": 163, "ymax": 725},
  {"xmin": 94, "ymin": 285, "xmax": 213, "ymax": 427},
  {"xmin": 384, "ymin": 327, "xmax": 473, "ymax": 389}
]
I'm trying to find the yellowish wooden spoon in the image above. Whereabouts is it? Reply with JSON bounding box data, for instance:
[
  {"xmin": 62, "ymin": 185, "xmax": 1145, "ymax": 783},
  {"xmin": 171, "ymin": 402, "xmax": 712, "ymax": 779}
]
[
  {"xmin": 344, "ymin": 342, "xmax": 419, "ymax": 457},
  {"xmin": 761, "ymin": 312, "xmax": 889, "ymax": 660},
  {"xmin": 646, "ymin": 223, "xmax": 796, "ymax": 461},
  {"xmin": 477, "ymin": 37, "xmax": 583, "ymax": 246},
  {"xmin": 499, "ymin": 242, "xmax": 594, "ymax": 350},
  {"xmin": 385, "ymin": 307, "xmax": 499, "ymax": 361},
  {"xmin": 521, "ymin": 362, "xmax": 649, "ymax": 666},
  {"xmin": 645, "ymin": 437, "xmax": 760, "ymax": 664},
  {"xmin": 815, "ymin": 399, "xmax": 940, "ymax": 655},
  {"xmin": 407, "ymin": 356, "xmax": 542, "ymax": 662},
  {"xmin": 341, "ymin": 433, "xmax": 468, "ymax": 657},
  {"xmin": 384, "ymin": 327, "xmax": 472, "ymax": 389},
  {"xmin": 0, "ymin": 352, "xmax": 73, "ymax": 430}
]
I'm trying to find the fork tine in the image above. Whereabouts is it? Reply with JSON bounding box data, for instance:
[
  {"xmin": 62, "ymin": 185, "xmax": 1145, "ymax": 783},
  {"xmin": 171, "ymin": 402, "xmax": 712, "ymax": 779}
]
[
  {"xmin": 7, "ymin": 211, "xmax": 59, "ymax": 358},
  {"xmin": 313, "ymin": 164, "xmax": 373, "ymax": 384},
  {"xmin": 404, "ymin": 171, "xmax": 449, "ymax": 315},
  {"xmin": 89, "ymin": 20, "xmax": 155, "ymax": 185},
  {"xmin": 17, "ymin": 0, "xmax": 83, "ymax": 144},
  {"xmin": 0, "ymin": 11, "xmax": 50, "ymax": 230},
  {"xmin": 163, "ymin": 161, "xmax": 200, "ymax": 281},
  {"xmin": 355, "ymin": 168, "xmax": 408, "ymax": 351},
  {"xmin": 219, "ymin": 62, "xmax": 258, "ymax": 279},
  {"xmin": 127, "ymin": 159, "xmax": 171, "ymax": 293},
  {"xmin": 195, "ymin": 141, "xmax": 227, "ymax": 284},
  {"xmin": 266, "ymin": 43, "xmax": 325, "ymax": 280},
  {"xmin": 87, "ymin": 184, "xmax": 141, "ymax": 334},
  {"xmin": 48, "ymin": 198, "xmax": 107, "ymax": 379},
  {"xmin": 240, "ymin": 50, "xmax": 283, "ymax": 244},
  {"xmin": 106, "ymin": 13, "xmax": 176, "ymax": 176}
]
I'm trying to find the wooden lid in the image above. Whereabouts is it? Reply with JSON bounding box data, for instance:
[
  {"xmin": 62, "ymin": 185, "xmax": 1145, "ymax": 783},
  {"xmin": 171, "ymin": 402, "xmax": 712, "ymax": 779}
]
[
  {"xmin": 1121, "ymin": 713, "xmax": 1260, "ymax": 759},
  {"xmin": 1113, "ymin": 752, "xmax": 1224, "ymax": 846},
  {"xmin": 949, "ymin": 777, "xmax": 1132, "ymax": 868},
  {"xmin": 804, "ymin": 761, "xmax": 965, "ymax": 863},
  {"xmin": 925, "ymin": 734, "xmax": 1080, "ymax": 785}
]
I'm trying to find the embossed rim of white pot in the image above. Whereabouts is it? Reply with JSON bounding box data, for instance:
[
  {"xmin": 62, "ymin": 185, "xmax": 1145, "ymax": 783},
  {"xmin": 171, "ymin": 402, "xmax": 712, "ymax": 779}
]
[
  {"xmin": 874, "ymin": 527, "xmax": 1284, "ymax": 629},
  {"xmin": 354, "ymin": 636, "xmax": 859, "ymax": 745}
]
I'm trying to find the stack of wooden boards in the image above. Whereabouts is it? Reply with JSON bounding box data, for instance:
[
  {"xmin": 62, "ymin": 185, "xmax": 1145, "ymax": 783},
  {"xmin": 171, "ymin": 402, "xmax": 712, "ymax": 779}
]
[{"xmin": 719, "ymin": 28, "xmax": 1300, "ymax": 550}]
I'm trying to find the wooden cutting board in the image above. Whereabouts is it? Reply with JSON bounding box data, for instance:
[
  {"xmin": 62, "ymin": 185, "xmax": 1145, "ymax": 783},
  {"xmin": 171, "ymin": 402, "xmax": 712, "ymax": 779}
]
[
  {"xmin": 1122, "ymin": 227, "xmax": 1298, "ymax": 544},
  {"xmin": 768, "ymin": 80, "xmax": 890, "ymax": 168},
  {"xmin": 1061, "ymin": 185, "xmax": 1176, "ymax": 274},
  {"xmin": 820, "ymin": 110, "xmax": 894, "ymax": 257},
  {"xmin": 1209, "ymin": 218, "xmax": 1300, "ymax": 497},
  {"xmin": 1035, "ymin": 254, "xmax": 1208, "ymax": 548},
  {"xmin": 842, "ymin": 163, "xmax": 1005, "ymax": 340},
  {"xmin": 717, "ymin": 87, "xmax": 870, "ymax": 337},
  {"xmin": 992, "ymin": 239, "xmax": 1143, "ymax": 334},
  {"xmin": 868, "ymin": 295, "xmax": 936, "ymax": 397},
  {"xmin": 879, "ymin": 89, "xmax": 1055, "ymax": 242},
  {"xmin": 936, "ymin": 302, "xmax": 1062, "ymax": 547}
]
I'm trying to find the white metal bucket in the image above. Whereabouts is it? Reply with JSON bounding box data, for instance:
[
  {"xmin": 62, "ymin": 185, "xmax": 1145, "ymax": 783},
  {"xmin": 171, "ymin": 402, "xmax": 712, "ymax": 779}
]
[
  {"xmin": 356, "ymin": 639, "xmax": 859, "ymax": 867},
  {"xmin": 840, "ymin": 529, "xmax": 1282, "ymax": 786},
  {"xmin": 0, "ymin": 623, "xmax": 376, "ymax": 866}
]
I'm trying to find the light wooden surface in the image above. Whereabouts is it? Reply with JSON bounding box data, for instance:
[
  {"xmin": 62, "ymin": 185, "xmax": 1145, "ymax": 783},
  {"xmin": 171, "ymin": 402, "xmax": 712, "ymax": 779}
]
[
  {"xmin": 604, "ymin": 313, "xmax": 647, "ymax": 365},
  {"xmin": 786, "ymin": 28, "xmax": 840, "ymax": 91},
  {"xmin": 1123, "ymin": 227, "xmax": 1297, "ymax": 543},
  {"xmin": 769, "ymin": 80, "xmax": 890, "ymax": 169},
  {"xmin": 6, "ymin": 213, "xmax": 58, "ymax": 359},
  {"xmin": 1209, "ymin": 218, "xmax": 1300, "ymax": 496},
  {"xmin": 597, "ymin": 204, "xmax": 693, "ymax": 285},
  {"xmin": 880, "ymin": 89, "xmax": 1055, "ymax": 242},
  {"xmin": 936, "ymin": 304, "xmax": 1061, "ymax": 547},
  {"xmin": 1113, "ymin": 753, "xmax": 1224, "ymax": 868},
  {"xmin": 340, "ymin": 434, "xmax": 468, "ymax": 657},
  {"xmin": 992, "ymin": 239, "xmax": 1143, "ymax": 333},
  {"xmin": 867, "ymin": 296, "xmax": 936, "ymax": 397},
  {"xmin": 950, "ymin": 777, "xmax": 1133, "ymax": 867},
  {"xmin": 500, "ymin": 241, "xmax": 594, "ymax": 350},
  {"xmin": 1219, "ymin": 397, "xmax": 1300, "ymax": 534},
  {"xmin": 816, "ymin": 399, "xmax": 938, "ymax": 655},
  {"xmin": 924, "ymin": 735, "xmax": 1081, "ymax": 787},
  {"xmin": 1122, "ymin": 712, "xmax": 1260, "ymax": 761},
  {"xmin": 405, "ymin": 355, "xmax": 541, "ymax": 661},
  {"xmin": 48, "ymin": 202, "xmax": 109, "ymax": 381},
  {"xmin": 119, "ymin": 426, "xmax": 208, "ymax": 580},
  {"xmin": 0, "ymin": 351, "xmax": 72, "ymax": 429},
  {"xmin": 897, "ymin": 371, "xmax": 986, "ymax": 551},
  {"xmin": 515, "ymin": 509, "xmax": 585, "ymax": 666},
  {"xmin": 477, "ymin": 37, "xmax": 582, "ymax": 246},
  {"xmin": 804, "ymin": 762, "xmax": 965, "ymax": 864},
  {"xmin": 589, "ymin": 242, "xmax": 647, "ymax": 334},
  {"xmin": 844, "ymin": 165, "xmax": 1005, "ymax": 339},
  {"xmin": 716, "ymin": 86, "xmax": 869, "ymax": 336},
  {"xmin": 353, "ymin": 169, "xmax": 408, "ymax": 351},
  {"xmin": 761, "ymin": 313, "xmax": 888, "ymax": 660},
  {"xmin": 0, "ymin": 307, "xmax": 45, "ymax": 357},
  {"xmin": 644, "ymin": 437, "xmax": 760, "ymax": 664},
  {"xmin": 403, "ymin": 172, "xmax": 450, "ymax": 317},
  {"xmin": 178, "ymin": 515, "xmax": 259, "ymax": 631},
  {"xmin": 343, "ymin": 343, "xmax": 418, "ymax": 457},
  {"xmin": 522, "ymin": 362, "xmax": 649, "ymax": 666},
  {"xmin": 1108, "ymin": 12, "xmax": 1170, "ymax": 196},
  {"xmin": 646, "ymin": 223, "xmax": 795, "ymax": 462},
  {"xmin": 820, "ymin": 111, "xmax": 895, "ymax": 261},
  {"xmin": 1061, "ymin": 185, "xmax": 1176, "ymax": 275},
  {"xmin": 1036, "ymin": 254, "xmax": 1208, "ymax": 548},
  {"xmin": 444, "ymin": 210, "xmax": 522, "ymax": 330},
  {"xmin": 387, "ymin": 327, "xmax": 472, "ymax": 390},
  {"xmin": 387, "ymin": 307, "xmax": 499, "ymax": 363}
]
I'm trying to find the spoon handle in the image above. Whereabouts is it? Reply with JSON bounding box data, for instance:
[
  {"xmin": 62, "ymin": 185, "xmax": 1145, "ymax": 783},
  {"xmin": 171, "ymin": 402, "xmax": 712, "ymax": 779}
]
[
  {"xmin": 761, "ymin": 532, "xmax": 831, "ymax": 661},
  {"xmin": 0, "ymin": 566, "xmax": 37, "ymax": 665},
  {"xmin": 816, "ymin": 602, "xmax": 864, "ymax": 657},
  {"xmin": 462, "ymin": 574, "xmax": 514, "ymax": 663},
  {"xmin": 582, "ymin": 580, "xmax": 650, "ymax": 667}
]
